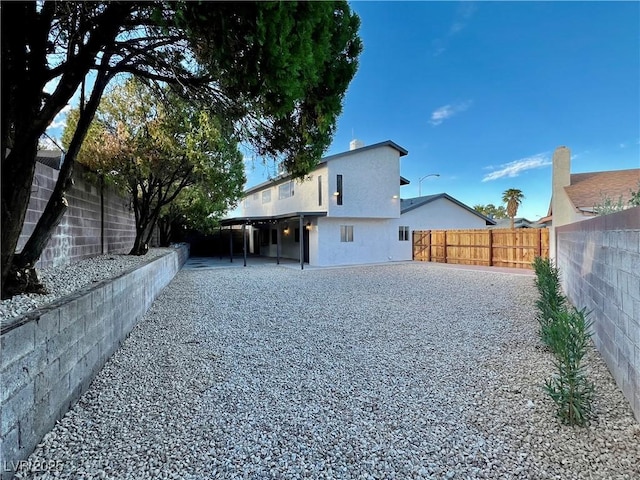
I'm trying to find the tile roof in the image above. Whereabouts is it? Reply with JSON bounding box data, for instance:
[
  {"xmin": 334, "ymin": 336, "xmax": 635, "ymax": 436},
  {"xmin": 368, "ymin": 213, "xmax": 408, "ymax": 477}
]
[{"xmin": 565, "ymin": 168, "xmax": 640, "ymax": 212}]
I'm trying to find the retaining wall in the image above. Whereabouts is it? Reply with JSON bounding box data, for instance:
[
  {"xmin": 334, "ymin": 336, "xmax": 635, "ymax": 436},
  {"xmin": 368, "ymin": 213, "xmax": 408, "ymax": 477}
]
[
  {"xmin": 17, "ymin": 162, "xmax": 136, "ymax": 269},
  {"xmin": 0, "ymin": 244, "xmax": 189, "ymax": 479},
  {"xmin": 556, "ymin": 207, "xmax": 640, "ymax": 420}
]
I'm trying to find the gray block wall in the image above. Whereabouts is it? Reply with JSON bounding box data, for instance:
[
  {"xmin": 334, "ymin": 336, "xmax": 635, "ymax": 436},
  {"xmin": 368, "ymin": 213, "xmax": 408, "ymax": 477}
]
[
  {"xmin": 556, "ymin": 207, "xmax": 640, "ymax": 420},
  {"xmin": 0, "ymin": 245, "xmax": 189, "ymax": 479},
  {"xmin": 17, "ymin": 162, "xmax": 136, "ymax": 269}
]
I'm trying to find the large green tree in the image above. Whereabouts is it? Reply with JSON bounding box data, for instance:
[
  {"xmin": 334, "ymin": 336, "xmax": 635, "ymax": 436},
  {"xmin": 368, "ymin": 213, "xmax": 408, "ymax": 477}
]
[
  {"xmin": 64, "ymin": 78, "xmax": 245, "ymax": 255},
  {"xmin": 1, "ymin": 1, "xmax": 361, "ymax": 297},
  {"xmin": 502, "ymin": 189, "xmax": 525, "ymax": 229}
]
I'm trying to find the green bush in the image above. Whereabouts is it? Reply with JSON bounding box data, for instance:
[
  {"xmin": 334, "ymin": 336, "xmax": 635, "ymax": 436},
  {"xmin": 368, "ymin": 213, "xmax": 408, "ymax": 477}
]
[{"xmin": 532, "ymin": 257, "xmax": 595, "ymax": 426}]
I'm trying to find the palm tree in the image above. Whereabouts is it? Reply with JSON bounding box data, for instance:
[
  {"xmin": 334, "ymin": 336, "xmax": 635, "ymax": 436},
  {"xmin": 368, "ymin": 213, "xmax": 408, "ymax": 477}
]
[{"xmin": 502, "ymin": 189, "xmax": 525, "ymax": 229}]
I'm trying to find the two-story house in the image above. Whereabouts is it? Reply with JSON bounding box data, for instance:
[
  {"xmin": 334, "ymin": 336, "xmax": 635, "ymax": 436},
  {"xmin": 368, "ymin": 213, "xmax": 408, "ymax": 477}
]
[{"xmin": 222, "ymin": 140, "xmax": 494, "ymax": 267}]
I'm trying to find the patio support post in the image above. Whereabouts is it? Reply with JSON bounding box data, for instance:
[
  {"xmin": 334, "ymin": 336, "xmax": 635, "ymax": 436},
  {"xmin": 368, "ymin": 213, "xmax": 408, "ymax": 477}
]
[
  {"xmin": 299, "ymin": 215, "xmax": 304, "ymax": 270},
  {"xmin": 276, "ymin": 221, "xmax": 281, "ymax": 265},
  {"xmin": 229, "ymin": 225, "xmax": 233, "ymax": 262},
  {"xmin": 219, "ymin": 225, "xmax": 222, "ymax": 260},
  {"xmin": 242, "ymin": 223, "xmax": 247, "ymax": 267}
]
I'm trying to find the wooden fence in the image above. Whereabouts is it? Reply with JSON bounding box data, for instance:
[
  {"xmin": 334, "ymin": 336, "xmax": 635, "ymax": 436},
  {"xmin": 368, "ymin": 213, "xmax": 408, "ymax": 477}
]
[{"xmin": 413, "ymin": 228, "xmax": 549, "ymax": 269}]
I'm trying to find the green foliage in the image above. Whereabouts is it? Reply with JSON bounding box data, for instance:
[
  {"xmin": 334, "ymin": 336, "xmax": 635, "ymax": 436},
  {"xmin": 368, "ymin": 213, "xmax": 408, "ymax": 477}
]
[
  {"xmin": 473, "ymin": 203, "xmax": 508, "ymax": 219},
  {"xmin": 593, "ymin": 194, "xmax": 626, "ymax": 216},
  {"xmin": 532, "ymin": 256, "xmax": 567, "ymax": 347},
  {"xmin": 64, "ymin": 78, "xmax": 245, "ymax": 253},
  {"xmin": 532, "ymin": 256, "xmax": 594, "ymax": 426},
  {"xmin": 502, "ymin": 189, "xmax": 524, "ymax": 228},
  {"xmin": 543, "ymin": 308, "xmax": 595, "ymax": 426},
  {"xmin": 630, "ymin": 181, "xmax": 640, "ymax": 207},
  {"xmin": 594, "ymin": 182, "xmax": 640, "ymax": 215}
]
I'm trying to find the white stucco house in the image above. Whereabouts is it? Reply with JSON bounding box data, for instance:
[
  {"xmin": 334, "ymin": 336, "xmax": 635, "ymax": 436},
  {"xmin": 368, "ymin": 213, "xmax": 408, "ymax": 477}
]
[{"xmin": 222, "ymin": 140, "xmax": 494, "ymax": 267}]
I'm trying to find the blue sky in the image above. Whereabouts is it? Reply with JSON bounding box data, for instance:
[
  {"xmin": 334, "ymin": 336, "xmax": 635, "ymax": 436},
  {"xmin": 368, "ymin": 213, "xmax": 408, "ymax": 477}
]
[
  {"xmin": 45, "ymin": 1, "xmax": 639, "ymax": 221},
  {"xmin": 245, "ymin": 1, "xmax": 640, "ymax": 220}
]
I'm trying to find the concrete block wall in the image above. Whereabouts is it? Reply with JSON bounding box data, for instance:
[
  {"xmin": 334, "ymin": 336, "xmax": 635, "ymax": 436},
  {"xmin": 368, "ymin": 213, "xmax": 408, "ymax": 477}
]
[
  {"xmin": 17, "ymin": 162, "xmax": 136, "ymax": 269},
  {"xmin": 556, "ymin": 207, "xmax": 640, "ymax": 420},
  {"xmin": 0, "ymin": 244, "xmax": 189, "ymax": 479}
]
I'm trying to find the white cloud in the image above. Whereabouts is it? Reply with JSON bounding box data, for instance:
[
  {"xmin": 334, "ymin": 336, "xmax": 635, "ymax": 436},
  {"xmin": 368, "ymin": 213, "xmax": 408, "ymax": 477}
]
[
  {"xmin": 482, "ymin": 153, "xmax": 551, "ymax": 182},
  {"xmin": 432, "ymin": 2, "xmax": 477, "ymax": 56},
  {"xmin": 429, "ymin": 101, "xmax": 472, "ymax": 126}
]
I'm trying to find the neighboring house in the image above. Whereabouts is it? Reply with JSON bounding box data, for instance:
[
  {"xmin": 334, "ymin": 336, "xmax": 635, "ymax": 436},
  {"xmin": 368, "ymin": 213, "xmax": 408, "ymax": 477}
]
[
  {"xmin": 548, "ymin": 145, "xmax": 640, "ymax": 256},
  {"xmin": 223, "ymin": 140, "xmax": 494, "ymax": 267},
  {"xmin": 401, "ymin": 194, "xmax": 494, "ymax": 230},
  {"xmin": 490, "ymin": 217, "xmax": 544, "ymax": 229}
]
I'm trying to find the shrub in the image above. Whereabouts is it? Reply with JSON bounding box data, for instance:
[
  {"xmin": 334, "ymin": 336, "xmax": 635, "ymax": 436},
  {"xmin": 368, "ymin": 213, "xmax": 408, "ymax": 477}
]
[
  {"xmin": 543, "ymin": 307, "xmax": 595, "ymax": 426},
  {"xmin": 532, "ymin": 256, "xmax": 595, "ymax": 426}
]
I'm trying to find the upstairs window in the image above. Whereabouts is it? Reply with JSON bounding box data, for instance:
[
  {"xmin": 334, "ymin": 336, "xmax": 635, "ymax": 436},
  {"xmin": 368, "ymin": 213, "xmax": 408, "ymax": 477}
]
[
  {"xmin": 318, "ymin": 175, "xmax": 322, "ymax": 206},
  {"xmin": 336, "ymin": 174, "xmax": 343, "ymax": 205},
  {"xmin": 399, "ymin": 226, "xmax": 410, "ymax": 241},
  {"xmin": 279, "ymin": 181, "xmax": 294, "ymax": 200},
  {"xmin": 262, "ymin": 189, "xmax": 271, "ymax": 204}
]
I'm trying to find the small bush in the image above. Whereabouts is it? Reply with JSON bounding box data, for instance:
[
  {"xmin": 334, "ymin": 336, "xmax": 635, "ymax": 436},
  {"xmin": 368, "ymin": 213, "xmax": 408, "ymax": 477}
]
[{"xmin": 532, "ymin": 257, "xmax": 594, "ymax": 426}]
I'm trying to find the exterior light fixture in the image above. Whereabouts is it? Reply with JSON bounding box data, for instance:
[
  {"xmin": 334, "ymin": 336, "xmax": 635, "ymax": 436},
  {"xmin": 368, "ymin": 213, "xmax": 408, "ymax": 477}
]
[
  {"xmin": 392, "ymin": 195, "xmax": 399, "ymax": 199},
  {"xmin": 305, "ymin": 222, "xmax": 312, "ymax": 230},
  {"xmin": 333, "ymin": 191, "xmax": 340, "ymax": 196}
]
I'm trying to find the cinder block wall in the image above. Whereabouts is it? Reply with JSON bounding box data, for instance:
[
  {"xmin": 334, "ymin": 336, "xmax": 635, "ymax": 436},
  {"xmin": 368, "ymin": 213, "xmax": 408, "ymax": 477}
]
[
  {"xmin": 556, "ymin": 207, "xmax": 640, "ymax": 420},
  {"xmin": 17, "ymin": 162, "xmax": 136, "ymax": 268},
  {"xmin": 0, "ymin": 245, "xmax": 189, "ymax": 479}
]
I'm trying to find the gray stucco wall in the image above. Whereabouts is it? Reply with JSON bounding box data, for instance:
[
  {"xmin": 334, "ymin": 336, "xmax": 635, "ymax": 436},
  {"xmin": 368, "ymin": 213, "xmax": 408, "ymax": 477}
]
[
  {"xmin": 17, "ymin": 162, "xmax": 136, "ymax": 269},
  {"xmin": 0, "ymin": 245, "xmax": 189, "ymax": 479},
  {"xmin": 555, "ymin": 207, "xmax": 640, "ymax": 420}
]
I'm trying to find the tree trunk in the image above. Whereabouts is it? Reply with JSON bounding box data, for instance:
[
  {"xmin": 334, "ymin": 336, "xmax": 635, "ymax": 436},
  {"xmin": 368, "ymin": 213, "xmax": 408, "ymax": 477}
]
[{"xmin": 4, "ymin": 71, "xmax": 112, "ymax": 297}]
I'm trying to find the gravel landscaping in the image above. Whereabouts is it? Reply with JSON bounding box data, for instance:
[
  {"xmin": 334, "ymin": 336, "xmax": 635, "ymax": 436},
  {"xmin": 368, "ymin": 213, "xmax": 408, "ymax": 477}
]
[
  {"xmin": 0, "ymin": 248, "xmax": 172, "ymax": 323},
  {"xmin": 13, "ymin": 262, "xmax": 640, "ymax": 479}
]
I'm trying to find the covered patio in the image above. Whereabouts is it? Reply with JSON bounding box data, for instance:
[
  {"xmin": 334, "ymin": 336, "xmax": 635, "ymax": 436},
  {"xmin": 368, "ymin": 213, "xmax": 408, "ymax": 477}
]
[{"xmin": 219, "ymin": 212, "xmax": 326, "ymax": 269}]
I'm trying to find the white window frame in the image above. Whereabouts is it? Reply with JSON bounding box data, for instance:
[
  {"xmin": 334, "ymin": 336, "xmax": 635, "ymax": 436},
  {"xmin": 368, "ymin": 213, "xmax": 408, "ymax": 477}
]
[
  {"xmin": 262, "ymin": 189, "xmax": 271, "ymax": 204},
  {"xmin": 278, "ymin": 181, "xmax": 294, "ymax": 200},
  {"xmin": 399, "ymin": 226, "xmax": 410, "ymax": 241}
]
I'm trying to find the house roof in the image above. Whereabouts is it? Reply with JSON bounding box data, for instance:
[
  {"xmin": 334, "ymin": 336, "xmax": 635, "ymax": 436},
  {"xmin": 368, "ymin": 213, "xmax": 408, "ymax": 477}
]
[
  {"xmin": 491, "ymin": 217, "xmax": 544, "ymax": 229},
  {"xmin": 400, "ymin": 193, "xmax": 496, "ymax": 225},
  {"xmin": 565, "ymin": 168, "xmax": 640, "ymax": 213},
  {"xmin": 244, "ymin": 140, "xmax": 409, "ymax": 196}
]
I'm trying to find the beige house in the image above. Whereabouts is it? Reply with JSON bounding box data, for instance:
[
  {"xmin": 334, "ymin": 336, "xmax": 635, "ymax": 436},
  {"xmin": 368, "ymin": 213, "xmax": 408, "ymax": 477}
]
[{"xmin": 548, "ymin": 145, "xmax": 640, "ymax": 256}]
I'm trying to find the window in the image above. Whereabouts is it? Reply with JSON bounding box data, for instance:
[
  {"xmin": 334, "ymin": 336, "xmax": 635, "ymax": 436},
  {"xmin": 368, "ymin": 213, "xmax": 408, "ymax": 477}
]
[
  {"xmin": 262, "ymin": 189, "xmax": 271, "ymax": 204},
  {"xmin": 278, "ymin": 181, "xmax": 294, "ymax": 199},
  {"xmin": 340, "ymin": 225, "xmax": 353, "ymax": 242},
  {"xmin": 253, "ymin": 193, "xmax": 259, "ymax": 200},
  {"xmin": 318, "ymin": 175, "xmax": 322, "ymax": 206},
  {"xmin": 336, "ymin": 174, "xmax": 343, "ymax": 205},
  {"xmin": 399, "ymin": 226, "xmax": 410, "ymax": 241},
  {"xmin": 271, "ymin": 229, "xmax": 277, "ymax": 245}
]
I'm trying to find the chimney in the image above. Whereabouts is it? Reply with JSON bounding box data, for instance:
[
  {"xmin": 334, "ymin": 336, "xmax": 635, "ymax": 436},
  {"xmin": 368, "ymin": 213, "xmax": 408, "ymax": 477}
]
[
  {"xmin": 349, "ymin": 139, "xmax": 364, "ymax": 151},
  {"xmin": 552, "ymin": 146, "xmax": 571, "ymax": 189}
]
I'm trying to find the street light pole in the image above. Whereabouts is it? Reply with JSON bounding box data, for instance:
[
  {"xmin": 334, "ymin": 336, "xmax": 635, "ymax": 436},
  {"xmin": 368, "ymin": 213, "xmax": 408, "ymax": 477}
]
[{"xmin": 418, "ymin": 173, "xmax": 440, "ymax": 196}]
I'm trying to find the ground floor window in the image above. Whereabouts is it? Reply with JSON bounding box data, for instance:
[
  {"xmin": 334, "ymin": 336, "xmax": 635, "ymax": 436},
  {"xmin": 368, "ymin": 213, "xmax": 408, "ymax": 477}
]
[
  {"xmin": 340, "ymin": 225, "xmax": 354, "ymax": 242},
  {"xmin": 399, "ymin": 226, "xmax": 410, "ymax": 241}
]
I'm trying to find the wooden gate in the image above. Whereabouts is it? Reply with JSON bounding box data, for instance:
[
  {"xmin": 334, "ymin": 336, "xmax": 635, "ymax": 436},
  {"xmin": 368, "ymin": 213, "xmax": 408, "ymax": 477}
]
[{"xmin": 412, "ymin": 228, "xmax": 549, "ymax": 269}]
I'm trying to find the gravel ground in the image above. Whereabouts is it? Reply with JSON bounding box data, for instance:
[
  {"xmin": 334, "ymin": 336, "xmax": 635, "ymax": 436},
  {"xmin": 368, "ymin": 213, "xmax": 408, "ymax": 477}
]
[
  {"xmin": 0, "ymin": 248, "xmax": 172, "ymax": 323},
  {"xmin": 14, "ymin": 262, "xmax": 640, "ymax": 479}
]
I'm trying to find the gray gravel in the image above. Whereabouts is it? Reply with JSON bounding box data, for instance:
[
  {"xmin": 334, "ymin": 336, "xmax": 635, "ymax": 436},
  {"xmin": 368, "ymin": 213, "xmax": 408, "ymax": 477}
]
[
  {"xmin": 15, "ymin": 262, "xmax": 640, "ymax": 479},
  {"xmin": 0, "ymin": 248, "xmax": 171, "ymax": 323}
]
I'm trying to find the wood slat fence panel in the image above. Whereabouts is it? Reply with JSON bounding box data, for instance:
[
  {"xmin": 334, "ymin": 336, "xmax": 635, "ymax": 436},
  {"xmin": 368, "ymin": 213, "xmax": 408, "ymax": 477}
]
[{"xmin": 412, "ymin": 228, "xmax": 549, "ymax": 269}]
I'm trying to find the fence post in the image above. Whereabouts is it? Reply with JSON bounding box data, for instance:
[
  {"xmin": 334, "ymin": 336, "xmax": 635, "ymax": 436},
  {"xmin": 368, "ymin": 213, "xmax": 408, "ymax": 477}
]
[
  {"xmin": 412, "ymin": 230, "xmax": 415, "ymax": 261},
  {"xmin": 427, "ymin": 230, "xmax": 431, "ymax": 262},
  {"xmin": 537, "ymin": 228, "xmax": 542, "ymax": 257},
  {"xmin": 488, "ymin": 229, "xmax": 493, "ymax": 266},
  {"xmin": 443, "ymin": 230, "xmax": 447, "ymax": 263}
]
